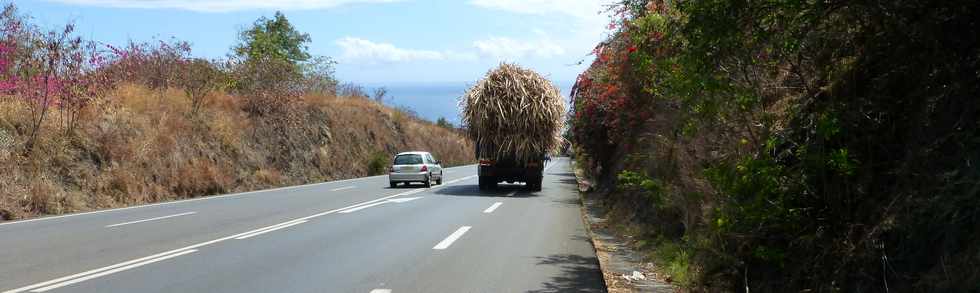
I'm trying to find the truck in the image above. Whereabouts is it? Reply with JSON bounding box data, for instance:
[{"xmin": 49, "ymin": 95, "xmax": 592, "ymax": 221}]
[
  {"xmin": 476, "ymin": 143, "xmax": 543, "ymax": 191},
  {"xmin": 461, "ymin": 63, "xmax": 564, "ymax": 193}
]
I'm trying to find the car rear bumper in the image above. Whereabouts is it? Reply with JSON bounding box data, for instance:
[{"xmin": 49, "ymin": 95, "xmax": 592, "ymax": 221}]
[{"xmin": 389, "ymin": 172, "xmax": 428, "ymax": 182}]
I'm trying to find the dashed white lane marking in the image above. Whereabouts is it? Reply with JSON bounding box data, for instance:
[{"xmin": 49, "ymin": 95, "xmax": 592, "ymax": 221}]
[
  {"xmin": 330, "ymin": 186, "xmax": 356, "ymax": 191},
  {"xmin": 433, "ymin": 226, "xmax": 471, "ymax": 250},
  {"xmin": 234, "ymin": 220, "xmax": 308, "ymax": 240},
  {"xmin": 369, "ymin": 289, "xmax": 392, "ymax": 293},
  {"xmin": 483, "ymin": 202, "xmax": 503, "ymax": 213},
  {"xmin": 28, "ymin": 249, "xmax": 198, "ymax": 292},
  {"xmin": 105, "ymin": 212, "xmax": 196, "ymax": 228},
  {"xmin": 3, "ymin": 174, "xmax": 479, "ymax": 293}
]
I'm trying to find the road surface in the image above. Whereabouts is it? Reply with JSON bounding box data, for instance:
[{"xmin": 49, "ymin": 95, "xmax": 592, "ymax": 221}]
[{"xmin": 0, "ymin": 158, "xmax": 605, "ymax": 293}]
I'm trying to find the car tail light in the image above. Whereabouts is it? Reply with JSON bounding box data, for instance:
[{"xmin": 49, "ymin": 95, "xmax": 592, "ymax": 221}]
[
  {"xmin": 420, "ymin": 165, "xmax": 428, "ymax": 172},
  {"xmin": 479, "ymin": 159, "xmax": 494, "ymax": 166}
]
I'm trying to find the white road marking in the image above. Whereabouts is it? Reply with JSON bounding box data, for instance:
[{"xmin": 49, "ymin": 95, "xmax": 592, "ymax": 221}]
[
  {"xmin": 2, "ymin": 174, "xmax": 479, "ymax": 293},
  {"xmin": 339, "ymin": 197, "xmax": 422, "ymax": 213},
  {"xmin": 386, "ymin": 197, "xmax": 421, "ymax": 203},
  {"xmin": 330, "ymin": 186, "xmax": 356, "ymax": 191},
  {"xmin": 338, "ymin": 202, "xmax": 387, "ymax": 213},
  {"xmin": 0, "ymin": 165, "xmax": 477, "ymax": 227},
  {"xmin": 105, "ymin": 212, "xmax": 196, "ymax": 228},
  {"xmin": 433, "ymin": 226, "xmax": 471, "ymax": 250},
  {"xmin": 506, "ymin": 190, "xmax": 518, "ymax": 197},
  {"xmin": 235, "ymin": 220, "xmax": 307, "ymax": 240},
  {"xmin": 28, "ymin": 249, "xmax": 198, "ymax": 292},
  {"xmin": 370, "ymin": 289, "xmax": 392, "ymax": 293},
  {"xmin": 483, "ymin": 202, "xmax": 503, "ymax": 213},
  {"xmin": 544, "ymin": 159, "xmax": 560, "ymax": 172}
]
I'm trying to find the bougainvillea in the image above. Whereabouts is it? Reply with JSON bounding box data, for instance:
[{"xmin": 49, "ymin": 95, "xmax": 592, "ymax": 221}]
[{"xmin": 569, "ymin": 0, "xmax": 678, "ymax": 156}]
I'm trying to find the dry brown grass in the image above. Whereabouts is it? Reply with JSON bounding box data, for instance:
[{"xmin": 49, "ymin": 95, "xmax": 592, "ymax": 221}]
[{"xmin": 0, "ymin": 84, "xmax": 473, "ymax": 221}]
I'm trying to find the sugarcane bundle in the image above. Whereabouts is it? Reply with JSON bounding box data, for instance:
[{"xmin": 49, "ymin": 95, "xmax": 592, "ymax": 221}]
[{"xmin": 460, "ymin": 63, "xmax": 565, "ymax": 163}]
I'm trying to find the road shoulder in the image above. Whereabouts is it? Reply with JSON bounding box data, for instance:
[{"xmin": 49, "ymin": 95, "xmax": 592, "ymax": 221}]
[{"xmin": 573, "ymin": 160, "xmax": 675, "ymax": 293}]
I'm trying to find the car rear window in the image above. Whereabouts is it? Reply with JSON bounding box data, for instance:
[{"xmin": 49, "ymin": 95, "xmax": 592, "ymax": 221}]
[{"xmin": 394, "ymin": 154, "xmax": 423, "ymax": 165}]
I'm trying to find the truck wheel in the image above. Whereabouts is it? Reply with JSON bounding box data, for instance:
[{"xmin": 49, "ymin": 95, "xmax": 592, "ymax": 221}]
[
  {"xmin": 478, "ymin": 176, "xmax": 495, "ymax": 190},
  {"xmin": 478, "ymin": 176, "xmax": 488, "ymax": 190},
  {"xmin": 529, "ymin": 177, "xmax": 543, "ymax": 191}
]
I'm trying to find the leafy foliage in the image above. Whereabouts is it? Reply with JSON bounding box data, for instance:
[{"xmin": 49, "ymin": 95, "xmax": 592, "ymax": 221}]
[
  {"xmin": 571, "ymin": 0, "xmax": 980, "ymax": 291},
  {"xmin": 233, "ymin": 11, "xmax": 311, "ymax": 65}
]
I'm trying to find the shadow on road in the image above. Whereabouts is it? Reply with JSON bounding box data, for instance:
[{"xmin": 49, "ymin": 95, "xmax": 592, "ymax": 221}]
[
  {"xmin": 529, "ymin": 253, "xmax": 607, "ymax": 293},
  {"xmin": 432, "ymin": 184, "xmax": 539, "ymax": 198}
]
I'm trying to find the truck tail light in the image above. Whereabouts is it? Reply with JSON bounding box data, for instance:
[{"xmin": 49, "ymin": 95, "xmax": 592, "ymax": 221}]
[{"xmin": 420, "ymin": 165, "xmax": 428, "ymax": 172}]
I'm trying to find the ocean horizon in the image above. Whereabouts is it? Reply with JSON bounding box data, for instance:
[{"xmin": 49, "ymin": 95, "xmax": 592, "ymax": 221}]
[{"xmin": 363, "ymin": 81, "xmax": 575, "ymax": 126}]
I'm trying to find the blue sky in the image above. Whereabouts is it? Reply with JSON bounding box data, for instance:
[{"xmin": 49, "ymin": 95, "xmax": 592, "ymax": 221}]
[{"xmin": 18, "ymin": 0, "xmax": 613, "ymax": 85}]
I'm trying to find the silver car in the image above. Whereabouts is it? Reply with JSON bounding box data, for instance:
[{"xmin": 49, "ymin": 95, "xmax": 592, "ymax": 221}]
[{"xmin": 388, "ymin": 151, "xmax": 443, "ymax": 188}]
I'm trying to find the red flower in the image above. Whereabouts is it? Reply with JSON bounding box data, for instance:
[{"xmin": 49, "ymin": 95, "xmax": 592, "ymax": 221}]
[{"xmin": 628, "ymin": 46, "xmax": 637, "ymax": 53}]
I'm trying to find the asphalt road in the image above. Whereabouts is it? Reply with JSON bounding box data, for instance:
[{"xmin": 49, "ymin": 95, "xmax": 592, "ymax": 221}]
[{"xmin": 0, "ymin": 157, "xmax": 605, "ymax": 293}]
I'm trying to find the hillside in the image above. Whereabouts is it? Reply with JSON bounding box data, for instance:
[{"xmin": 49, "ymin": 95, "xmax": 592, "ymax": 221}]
[
  {"xmin": 0, "ymin": 4, "xmax": 473, "ymax": 222},
  {"xmin": 0, "ymin": 84, "xmax": 472, "ymax": 221},
  {"xmin": 570, "ymin": 0, "xmax": 978, "ymax": 291}
]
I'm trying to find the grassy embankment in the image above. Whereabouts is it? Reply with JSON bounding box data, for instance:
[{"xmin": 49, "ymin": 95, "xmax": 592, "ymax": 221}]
[{"xmin": 0, "ymin": 85, "xmax": 472, "ymax": 221}]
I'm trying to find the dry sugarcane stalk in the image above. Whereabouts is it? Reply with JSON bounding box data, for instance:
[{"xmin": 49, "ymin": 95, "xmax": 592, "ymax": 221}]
[{"xmin": 460, "ymin": 63, "xmax": 565, "ymax": 163}]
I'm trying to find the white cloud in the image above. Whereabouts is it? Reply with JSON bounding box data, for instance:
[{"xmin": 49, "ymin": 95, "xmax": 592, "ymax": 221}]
[
  {"xmin": 336, "ymin": 37, "xmax": 474, "ymax": 64},
  {"xmin": 469, "ymin": 0, "xmax": 612, "ymax": 65},
  {"xmin": 473, "ymin": 36, "xmax": 565, "ymax": 60},
  {"xmin": 469, "ymin": 0, "xmax": 609, "ymax": 26},
  {"xmin": 45, "ymin": 0, "xmax": 401, "ymax": 12}
]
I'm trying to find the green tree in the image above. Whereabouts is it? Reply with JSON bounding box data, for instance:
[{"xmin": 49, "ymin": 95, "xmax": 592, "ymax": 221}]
[
  {"xmin": 435, "ymin": 117, "xmax": 453, "ymax": 129},
  {"xmin": 233, "ymin": 11, "xmax": 311, "ymax": 64}
]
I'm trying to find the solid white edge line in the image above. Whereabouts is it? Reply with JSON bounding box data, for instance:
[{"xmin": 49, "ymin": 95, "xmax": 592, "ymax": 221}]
[
  {"xmin": 483, "ymin": 202, "xmax": 503, "ymax": 213},
  {"xmin": 329, "ymin": 186, "xmax": 356, "ymax": 191},
  {"xmin": 29, "ymin": 249, "xmax": 198, "ymax": 292},
  {"xmin": 337, "ymin": 201, "xmax": 387, "ymax": 214},
  {"xmin": 105, "ymin": 212, "xmax": 196, "ymax": 228},
  {"xmin": 433, "ymin": 226, "xmax": 472, "ymax": 250},
  {"xmin": 0, "ymin": 164, "xmax": 479, "ymax": 227},
  {"xmin": 2, "ymin": 174, "xmax": 479, "ymax": 293},
  {"xmin": 369, "ymin": 289, "xmax": 392, "ymax": 293},
  {"xmin": 543, "ymin": 158, "xmax": 560, "ymax": 172},
  {"xmin": 234, "ymin": 220, "xmax": 308, "ymax": 240}
]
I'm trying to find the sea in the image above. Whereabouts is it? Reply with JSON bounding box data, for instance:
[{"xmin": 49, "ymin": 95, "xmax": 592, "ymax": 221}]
[{"xmin": 365, "ymin": 81, "xmax": 574, "ymax": 127}]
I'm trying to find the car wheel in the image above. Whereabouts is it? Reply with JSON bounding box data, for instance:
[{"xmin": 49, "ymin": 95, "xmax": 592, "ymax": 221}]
[{"xmin": 424, "ymin": 176, "xmax": 432, "ymax": 188}]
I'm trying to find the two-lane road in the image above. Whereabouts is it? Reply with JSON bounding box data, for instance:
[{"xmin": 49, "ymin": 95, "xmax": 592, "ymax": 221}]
[{"xmin": 0, "ymin": 158, "xmax": 605, "ymax": 292}]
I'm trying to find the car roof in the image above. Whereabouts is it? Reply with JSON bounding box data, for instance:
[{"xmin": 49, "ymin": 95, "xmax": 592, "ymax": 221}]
[{"xmin": 395, "ymin": 151, "xmax": 430, "ymax": 156}]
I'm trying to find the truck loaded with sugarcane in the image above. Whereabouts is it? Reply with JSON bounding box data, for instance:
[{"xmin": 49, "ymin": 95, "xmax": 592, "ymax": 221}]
[{"xmin": 461, "ymin": 63, "xmax": 565, "ymax": 191}]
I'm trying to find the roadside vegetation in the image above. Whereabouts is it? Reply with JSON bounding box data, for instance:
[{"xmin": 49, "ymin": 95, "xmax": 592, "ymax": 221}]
[
  {"xmin": 570, "ymin": 0, "xmax": 978, "ymax": 291},
  {"xmin": 0, "ymin": 4, "xmax": 472, "ymax": 221}
]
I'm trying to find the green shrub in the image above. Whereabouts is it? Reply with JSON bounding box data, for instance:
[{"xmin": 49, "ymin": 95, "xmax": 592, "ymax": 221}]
[{"xmin": 366, "ymin": 151, "xmax": 389, "ymax": 176}]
